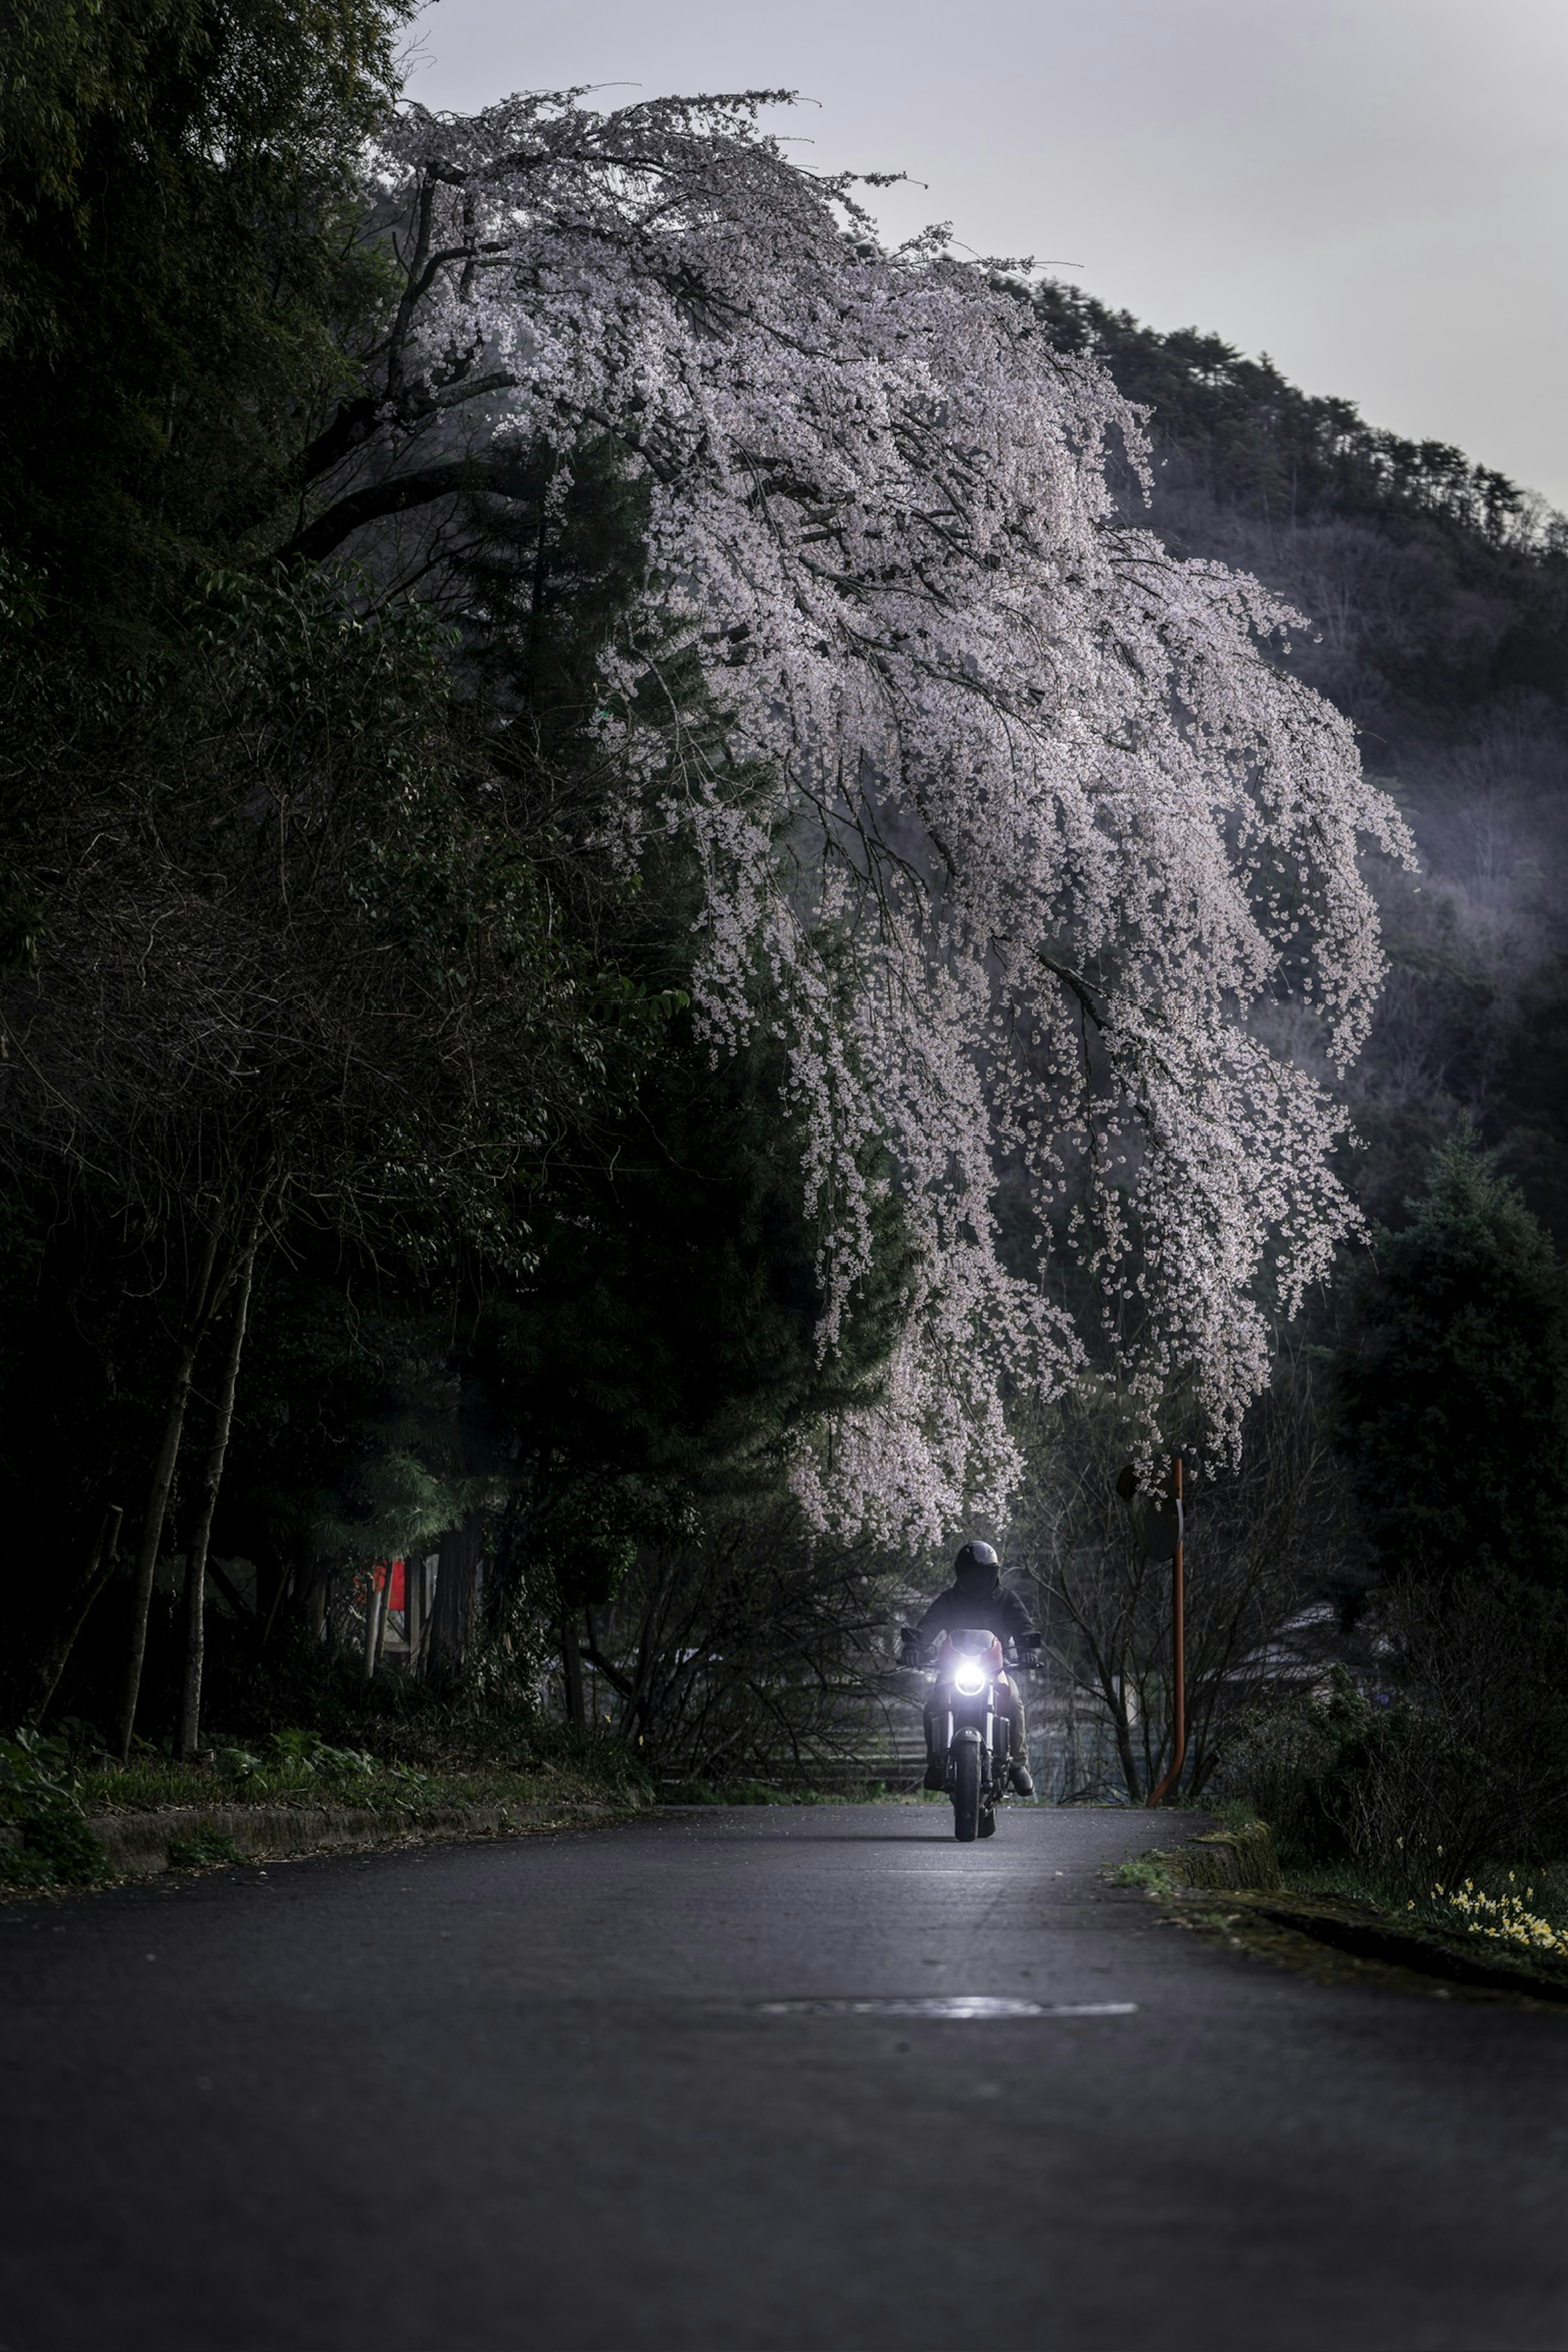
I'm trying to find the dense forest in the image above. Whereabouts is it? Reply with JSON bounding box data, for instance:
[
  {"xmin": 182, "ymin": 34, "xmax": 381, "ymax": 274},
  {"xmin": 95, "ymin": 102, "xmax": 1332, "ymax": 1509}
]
[{"xmin": 3, "ymin": 0, "xmax": 1567, "ymax": 1901}]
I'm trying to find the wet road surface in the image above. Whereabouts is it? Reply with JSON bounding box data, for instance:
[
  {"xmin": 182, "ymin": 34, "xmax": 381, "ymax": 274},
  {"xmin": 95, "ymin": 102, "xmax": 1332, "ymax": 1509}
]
[{"xmin": 2, "ymin": 1803, "xmax": 1566, "ymax": 2350}]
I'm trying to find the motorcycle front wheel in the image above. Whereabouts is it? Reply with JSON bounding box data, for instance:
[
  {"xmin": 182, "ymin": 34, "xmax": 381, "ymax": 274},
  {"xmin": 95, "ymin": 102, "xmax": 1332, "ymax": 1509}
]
[{"xmin": 953, "ymin": 1741, "xmax": 982, "ymax": 1841}]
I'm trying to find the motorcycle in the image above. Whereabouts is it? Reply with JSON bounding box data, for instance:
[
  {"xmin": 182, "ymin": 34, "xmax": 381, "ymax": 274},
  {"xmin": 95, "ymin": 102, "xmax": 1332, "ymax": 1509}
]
[{"xmin": 902, "ymin": 1625, "xmax": 1037, "ymax": 1842}]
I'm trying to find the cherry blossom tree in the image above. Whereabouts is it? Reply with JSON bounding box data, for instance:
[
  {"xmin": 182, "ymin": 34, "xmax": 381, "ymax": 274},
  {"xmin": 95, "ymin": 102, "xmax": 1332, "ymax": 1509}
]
[{"xmin": 292, "ymin": 89, "xmax": 1412, "ymax": 1541}]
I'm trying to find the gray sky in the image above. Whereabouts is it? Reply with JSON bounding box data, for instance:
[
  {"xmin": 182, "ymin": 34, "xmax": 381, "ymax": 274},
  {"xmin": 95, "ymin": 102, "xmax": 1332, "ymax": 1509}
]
[{"xmin": 404, "ymin": 0, "xmax": 1568, "ymax": 509}]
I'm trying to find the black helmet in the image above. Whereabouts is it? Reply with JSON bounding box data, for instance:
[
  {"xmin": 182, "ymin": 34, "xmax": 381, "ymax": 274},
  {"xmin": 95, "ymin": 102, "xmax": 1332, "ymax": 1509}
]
[{"xmin": 953, "ymin": 1539, "xmax": 1000, "ymax": 1590}]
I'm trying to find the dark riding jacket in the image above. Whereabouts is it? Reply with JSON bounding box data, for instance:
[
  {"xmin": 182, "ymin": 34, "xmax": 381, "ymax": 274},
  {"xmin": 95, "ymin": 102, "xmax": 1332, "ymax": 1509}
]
[{"xmin": 912, "ymin": 1580, "xmax": 1036, "ymax": 1654}]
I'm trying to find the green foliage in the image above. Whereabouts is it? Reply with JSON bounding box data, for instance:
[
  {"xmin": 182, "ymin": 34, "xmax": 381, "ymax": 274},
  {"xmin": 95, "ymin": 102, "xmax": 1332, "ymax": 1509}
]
[
  {"xmin": 205, "ymin": 1729, "xmax": 429, "ymax": 1797},
  {"xmin": 1332, "ymin": 1127, "xmax": 1568, "ymax": 1587},
  {"xmin": 76, "ymin": 1686, "xmax": 649, "ymax": 1807},
  {"xmin": 0, "ymin": 1726, "xmax": 84, "ymax": 1815},
  {"xmin": 227, "ymin": 1270, "xmax": 508, "ymax": 1580},
  {"xmin": 0, "ymin": 0, "xmax": 410, "ymax": 638},
  {"xmin": 0, "ymin": 550, "xmax": 658, "ymax": 1725},
  {"xmin": 0, "ymin": 554, "xmax": 635, "ymax": 1221},
  {"xmin": 473, "ymin": 1017, "xmax": 910, "ymax": 1510},
  {"xmin": 1225, "ymin": 1670, "xmax": 1415, "ymax": 1865},
  {"xmin": 1033, "ymin": 282, "xmax": 1549, "ymax": 560},
  {"xmin": 0, "ymin": 0, "xmax": 915, "ymax": 1760},
  {"xmin": 165, "ymin": 1827, "xmax": 243, "ymax": 1868},
  {"xmin": 0, "ymin": 1843, "xmax": 66, "ymax": 1889},
  {"xmin": 1225, "ymin": 1577, "xmax": 1568, "ymax": 1886},
  {"xmin": 0, "ymin": 1727, "xmax": 107, "ymax": 1886},
  {"xmin": 462, "ymin": 434, "xmax": 655, "ymax": 734},
  {"xmin": 1110, "ymin": 1857, "xmax": 1174, "ymax": 1891},
  {"xmin": 0, "ymin": 1814, "xmax": 109, "ymax": 1888}
]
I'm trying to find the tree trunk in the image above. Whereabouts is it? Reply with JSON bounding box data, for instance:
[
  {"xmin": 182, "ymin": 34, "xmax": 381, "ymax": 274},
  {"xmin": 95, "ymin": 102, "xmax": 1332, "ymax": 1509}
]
[
  {"xmin": 361, "ymin": 1566, "xmax": 388, "ymax": 1681},
  {"xmin": 27, "ymin": 1503, "xmax": 123, "ymax": 1725},
  {"xmin": 176, "ymin": 1222, "xmax": 261, "ymax": 1757},
  {"xmin": 427, "ymin": 1516, "xmax": 483, "ymax": 1675},
  {"xmin": 405, "ymin": 1550, "xmax": 425, "ymax": 1677},
  {"xmin": 1106, "ymin": 1673, "xmax": 1142, "ymax": 1804},
  {"xmin": 260, "ymin": 1546, "xmax": 296, "ymax": 1647},
  {"xmin": 118, "ymin": 1226, "xmax": 223, "ymax": 1763},
  {"xmin": 561, "ymin": 1615, "xmax": 585, "ymax": 1729}
]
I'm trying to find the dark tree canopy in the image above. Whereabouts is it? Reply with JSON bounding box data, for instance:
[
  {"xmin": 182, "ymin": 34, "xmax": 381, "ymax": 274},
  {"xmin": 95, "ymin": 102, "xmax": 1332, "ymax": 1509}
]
[
  {"xmin": 1334, "ymin": 1128, "xmax": 1568, "ymax": 1588},
  {"xmin": 0, "ymin": 0, "xmax": 408, "ymax": 637}
]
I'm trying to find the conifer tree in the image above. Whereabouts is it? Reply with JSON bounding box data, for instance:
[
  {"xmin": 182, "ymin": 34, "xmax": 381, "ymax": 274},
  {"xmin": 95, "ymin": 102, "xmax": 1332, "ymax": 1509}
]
[{"xmin": 1334, "ymin": 1126, "xmax": 1568, "ymax": 1588}]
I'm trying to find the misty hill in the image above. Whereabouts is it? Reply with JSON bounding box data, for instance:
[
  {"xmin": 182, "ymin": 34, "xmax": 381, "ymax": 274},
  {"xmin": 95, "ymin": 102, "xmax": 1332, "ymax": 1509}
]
[{"xmin": 1035, "ymin": 284, "xmax": 1568, "ymax": 1237}]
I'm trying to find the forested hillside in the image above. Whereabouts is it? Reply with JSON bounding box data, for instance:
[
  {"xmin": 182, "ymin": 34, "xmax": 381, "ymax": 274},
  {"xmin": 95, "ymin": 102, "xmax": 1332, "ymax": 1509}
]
[{"xmin": 1035, "ymin": 283, "xmax": 1568, "ymax": 1235}]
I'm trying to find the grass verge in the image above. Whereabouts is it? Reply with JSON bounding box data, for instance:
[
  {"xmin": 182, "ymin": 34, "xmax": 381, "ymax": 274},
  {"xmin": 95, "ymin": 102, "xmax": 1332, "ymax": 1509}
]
[
  {"xmin": 1109, "ymin": 1822, "xmax": 1568, "ymax": 2011},
  {"xmin": 0, "ymin": 1717, "xmax": 652, "ymax": 1895}
]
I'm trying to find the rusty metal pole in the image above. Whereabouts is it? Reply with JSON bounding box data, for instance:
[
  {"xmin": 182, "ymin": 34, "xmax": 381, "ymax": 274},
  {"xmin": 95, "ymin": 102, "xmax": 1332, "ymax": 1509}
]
[{"xmin": 1146, "ymin": 1454, "xmax": 1186, "ymax": 1809}]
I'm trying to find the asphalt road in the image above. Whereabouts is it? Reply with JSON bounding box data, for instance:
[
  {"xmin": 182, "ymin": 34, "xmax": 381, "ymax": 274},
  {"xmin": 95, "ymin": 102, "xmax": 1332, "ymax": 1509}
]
[{"xmin": 3, "ymin": 1803, "xmax": 1568, "ymax": 2352}]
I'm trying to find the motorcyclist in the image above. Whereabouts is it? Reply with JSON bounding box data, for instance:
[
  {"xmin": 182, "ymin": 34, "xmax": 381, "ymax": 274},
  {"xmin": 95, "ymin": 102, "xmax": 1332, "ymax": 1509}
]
[{"xmin": 900, "ymin": 1541, "xmax": 1038, "ymax": 1798}]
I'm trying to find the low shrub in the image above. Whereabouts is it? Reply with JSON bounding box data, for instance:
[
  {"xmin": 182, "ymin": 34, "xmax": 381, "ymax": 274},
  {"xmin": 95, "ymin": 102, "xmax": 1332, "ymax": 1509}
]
[
  {"xmin": 1221, "ymin": 1575, "xmax": 1568, "ymax": 1887},
  {"xmin": 0, "ymin": 1843, "xmax": 62, "ymax": 1889},
  {"xmin": 0, "ymin": 1727, "xmax": 83, "ymax": 1816},
  {"xmin": 207, "ymin": 1730, "xmax": 429, "ymax": 1797},
  {"xmin": 166, "ymin": 1829, "xmax": 245, "ymax": 1869},
  {"xmin": 0, "ymin": 1725, "xmax": 108, "ymax": 1888},
  {"xmin": 0, "ymin": 1811, "xmax": 109, "ymax": 1888}
]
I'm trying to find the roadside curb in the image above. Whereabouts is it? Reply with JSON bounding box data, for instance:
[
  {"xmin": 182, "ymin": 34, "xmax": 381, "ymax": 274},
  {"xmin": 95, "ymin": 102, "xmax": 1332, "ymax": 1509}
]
[
  {"xmin": 1158, "ymin": 1821, "xmax": 1284, "ymax": 1892},
  {"xmin": 1230, "ymin": 1890, "xmax": 1568, "ymax": 2006},
  {"xmin": 1118, "ymin": 1822, "xmax": 1568, "ymax": 2010},
  {"xmin": 2, "ymin": 1797, "xmax": 650, "ymax": 1890}
]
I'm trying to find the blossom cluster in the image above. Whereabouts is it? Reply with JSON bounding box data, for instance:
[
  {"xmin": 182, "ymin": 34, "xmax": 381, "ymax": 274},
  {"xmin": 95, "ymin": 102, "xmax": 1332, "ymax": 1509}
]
[{"xmin": 327, "ymin": 91, "xmax": 1413, "ymax": 1538}]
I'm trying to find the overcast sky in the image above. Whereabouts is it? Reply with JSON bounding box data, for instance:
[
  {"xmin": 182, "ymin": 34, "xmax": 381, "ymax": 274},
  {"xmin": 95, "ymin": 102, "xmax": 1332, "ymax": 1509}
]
[{"xmin": 404, "ymin": 0, "xmax": 1567, "ymax": 510}]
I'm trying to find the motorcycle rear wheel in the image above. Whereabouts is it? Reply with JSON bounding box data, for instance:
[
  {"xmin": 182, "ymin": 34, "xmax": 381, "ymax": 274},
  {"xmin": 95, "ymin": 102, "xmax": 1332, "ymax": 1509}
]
[
  {"xmin": 978, "ymin": 1802, "xmax": 998, "ymax": 1838},
  {"xmin": 953, "ymin": 1741, "xmax": 982, "ymax": 1841}
]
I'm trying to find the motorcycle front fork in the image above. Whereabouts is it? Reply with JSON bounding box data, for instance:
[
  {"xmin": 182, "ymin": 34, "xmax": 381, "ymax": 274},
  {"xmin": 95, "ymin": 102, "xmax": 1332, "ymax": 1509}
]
[{"xmin": 930, "ymin": 1704, "xmax": 1007, "ymax": 1793}]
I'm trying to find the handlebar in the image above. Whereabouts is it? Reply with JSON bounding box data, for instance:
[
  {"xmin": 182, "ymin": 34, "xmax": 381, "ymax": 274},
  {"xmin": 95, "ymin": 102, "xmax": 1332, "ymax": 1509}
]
[{"xmin": 898, "ymin": 1635, "xmax": 1044, "ymax": 1669}]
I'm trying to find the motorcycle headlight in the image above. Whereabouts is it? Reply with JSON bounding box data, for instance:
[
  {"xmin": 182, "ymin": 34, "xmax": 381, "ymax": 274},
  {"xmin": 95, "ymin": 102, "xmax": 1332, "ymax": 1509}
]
[{"xmin": 953, "ymin": 1660, "xmax": 987, "ymax": 1695}]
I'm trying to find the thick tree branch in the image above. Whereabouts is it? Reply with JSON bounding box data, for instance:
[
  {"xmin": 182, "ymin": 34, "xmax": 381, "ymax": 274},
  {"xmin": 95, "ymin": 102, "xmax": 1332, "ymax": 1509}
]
[{"xmin": 278, "ymin": 456, "xmax": 541, "ymax": 565}]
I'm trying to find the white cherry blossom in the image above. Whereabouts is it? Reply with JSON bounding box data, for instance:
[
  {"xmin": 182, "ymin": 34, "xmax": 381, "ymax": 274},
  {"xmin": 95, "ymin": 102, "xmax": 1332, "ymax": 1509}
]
[{"xmin": 307, "ymin": 91, "xmax": 1413, "ymax": 1538}]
